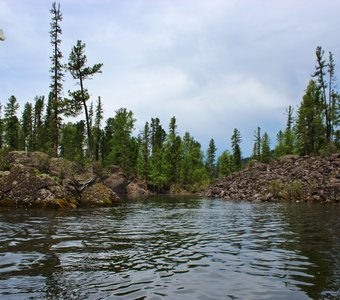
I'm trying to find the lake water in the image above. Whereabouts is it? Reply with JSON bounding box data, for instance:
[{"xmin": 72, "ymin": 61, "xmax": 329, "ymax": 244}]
[{"xmin": 0, "ymin": 196, "xmax": 339, "ymax": 300}]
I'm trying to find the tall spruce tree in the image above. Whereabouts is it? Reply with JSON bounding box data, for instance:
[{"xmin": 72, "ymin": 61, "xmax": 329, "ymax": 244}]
[
  {"xmin": 137, "ymin": 121, "xmax": 151, "ymax": 183},
  {"xmin": 33, "ymin": 96, "xmax": 45, "ymax": 151},
  {"xmin": 260, "ymin": 132, "xmax": 271, "ymax": 163},
  {"xmin": 312, "ymin": 47, "xmax": 339, "ymax": 143},
  {"xmin": 252, "ymin": 127, "xmax": 261, "ymax": 160},
  {"xmin": 165, "ymin": 117, "xmax": 182, "ymax": 186},
  {"xmin": 67, "ymin": 40, "xmax": 103, "ymax": 177},
  {"xmin": 217, "ymin": 150, "xmax": 232, "ymax": 177},
  {"xmin": 4, "ymin": 96, "xmax": 20, "ymax": 150},
  {"xmin": 20, "ymin": 102, "xmax": 34, "ymax": 152},
  {"xmin": 49, "ymin": 2, "xmax": 64, "ymax": 157},
  {"xmin": 93, "ymin": 96, "xmax": 103, "ymax": 161},
  {"xmin": 231, "ymin": 128, "xmax": 242, "ymax": 171},
  {"xmin": 206, "ymin": 138, "xmax": 217, "ymax": 179},
  {"xmin": 103, "ymin": 108, "xmax": 136, "ymax": 174}
]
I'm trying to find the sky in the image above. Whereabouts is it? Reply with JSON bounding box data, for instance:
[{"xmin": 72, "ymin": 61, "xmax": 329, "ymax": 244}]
[{"xmin": 1, "ymin": 0, "xmax": 340, "ymax": 156}]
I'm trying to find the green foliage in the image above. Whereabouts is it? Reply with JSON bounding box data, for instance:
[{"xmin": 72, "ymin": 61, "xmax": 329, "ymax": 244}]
[
  {"xmin": 269, "ymin": 179, "xmax": 284, "ymax": 199},
  {"xmin": 260, "ymin": 132, "xmax": 271, "ymax": 163},
  {"xmin": 0, "ymin": 147, "xmax": 10, "ymax": 171},
  {"xmin": 20, "ymin": 102, "xmax": 34, "ymax": 152},
  {"xmin": 102, "ymin": 108, "xmax": 137, "ymax": 175},
  {"xmin": 269, "ymin": 179, "xmax": 303, "ymax": 201},
  {"xmin": 60, "ymin": 121, "xmax": 85, "ymax": 163},
  {"xmin": 217, "ymin": 150, "xmax": 232, "ymax": 177},
  {"xmin": 231, "ymin": 128, "xmax": 242, "ymax": 171},
  {"xmin": 205, "ymin": 138, "xmax": 217, "ymax": 179},
  {"xmin": 67, "ymin": 39, "xmax": 103, "ymax": 176},
  {"xmin": 4, "ymin": 96, "xmax": 20, "ymax": 150},
  {"xmin": 49, "ymin": 2, "xmax": 64, "ymax": 157},
  {"xmin": 296, "ymin": 80, "xmax": 325, "ymax": 155}
]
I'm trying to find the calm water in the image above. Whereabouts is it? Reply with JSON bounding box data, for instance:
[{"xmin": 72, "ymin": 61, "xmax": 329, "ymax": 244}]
[{"xmin": 0, "ymin": 196, "xmax": 339, "ymax": 300}]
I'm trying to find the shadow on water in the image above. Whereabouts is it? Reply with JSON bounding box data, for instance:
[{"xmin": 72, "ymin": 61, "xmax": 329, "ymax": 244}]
[{"xmin": 0, "ymin": 197, "xmax": 339, "ymax": 299}]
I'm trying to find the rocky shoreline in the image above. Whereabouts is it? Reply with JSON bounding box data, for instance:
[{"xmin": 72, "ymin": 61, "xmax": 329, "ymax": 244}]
[
  {"xmin": 0, "ymin": 151, "xmax": 151, "ymax": 209},
  {"xmin": 203, "ymin": 154, "xmax": 340, "ymax": 203}
]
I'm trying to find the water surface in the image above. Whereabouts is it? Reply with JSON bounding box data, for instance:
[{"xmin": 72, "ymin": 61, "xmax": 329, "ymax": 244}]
[{"xmin": 0, "ymin": 196, "xmax": 339, "ymax": 299}]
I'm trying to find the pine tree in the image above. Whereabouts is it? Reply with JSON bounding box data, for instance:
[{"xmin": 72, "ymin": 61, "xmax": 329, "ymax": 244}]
[
  {"xmin": 296, "ymin": 80, "xmax": 325, "ymax": 155},
  {"xmin": 4, "ymin": 96, "xmax": 20, "ymax": 150},
  {"xmin": 284, "ymin": 105, "xmax": 295, "ymax": 154},
  {"xmin": 206, "ymin": 138, "xmax": 217, "ymax": 179},
  {"xmin": 252, "ymin": 127, "xmax": 261, "ymax": 160},
  {"xmin": 165, "ymin": 117, "xmax": 182, "ymax": 186},
  {"xmin": 93, "ymin": 96, "xmax": 103, "ymax": 161},
  {"xmin": 67, "ymin": 40, "xmax": 103, "ymax": 177},
  {"xmin": 49, "ymin": 2, "xmax": 64, "ymax": 157},
  {"xmin": 20, "ymin": 102, "xmax": 34, "ymax": 152},
  {"xmin": 137, "ymin": 121, "xmax": 151, "ymax": 183},
  {"xmin": 60, "ymin": 121, "xmax": 85, "ymax": 163},
  {"xmin": 260, "ymin": 132, "xmax": 271, "ymax": 163},
  {"xmin": 33, "ymin": 96, "xmax": 45, "ymax": 151},
  {"xmin": 217, "ymin": 150, "xmax": 232, "ymax": 177},
  {"xmin": 179, "ymin": 132, "xmax": 208, "ymax": 191},
  {"xmin": 103, "ymin": 108, "xmax": 136, "ymax": 174},
  {"xmin": 274, "ymin": 130, "xmax": 285, "ymax": 157},
  {"xmin": 149, "ymin": 118, "xmax": 167, "ymax": 191},
  {"xmin": 231, "ymin": 128, "xmax": 242, "ymax": 171},
  {"xmin": 312, "ymin": 47, "xmax": 338, "ymax": 143}
]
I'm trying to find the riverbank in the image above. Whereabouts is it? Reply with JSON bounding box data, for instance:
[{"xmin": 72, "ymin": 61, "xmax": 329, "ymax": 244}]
[{"xmin": 203, "ymin": 154, "xmax": 340, "ymax": 202}]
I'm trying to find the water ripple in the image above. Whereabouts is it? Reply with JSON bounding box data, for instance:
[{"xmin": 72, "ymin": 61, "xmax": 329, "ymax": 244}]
[{"xmin": 0, "ymin": 198, "xmax": 339, "ymax": 299}]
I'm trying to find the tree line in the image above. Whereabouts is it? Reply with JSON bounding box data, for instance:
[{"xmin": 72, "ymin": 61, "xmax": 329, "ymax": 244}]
[{"xmin": 0, "ymin": 3, "xmax": 339, "ymax": 192}]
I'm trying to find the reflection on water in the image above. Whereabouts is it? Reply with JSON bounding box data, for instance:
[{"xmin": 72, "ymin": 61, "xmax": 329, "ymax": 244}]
[{"xmin": 0, "ymin": 196, "xmax": 339, "ymax": 299}]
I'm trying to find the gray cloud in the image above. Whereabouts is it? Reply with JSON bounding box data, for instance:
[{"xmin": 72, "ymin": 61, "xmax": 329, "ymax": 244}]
[{"xmin": 1, "ymin": 0, "xmax": 340, "ymax": 155}]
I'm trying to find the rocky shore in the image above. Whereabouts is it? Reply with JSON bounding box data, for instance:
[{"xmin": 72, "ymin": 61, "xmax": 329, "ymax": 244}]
[
  {"xmin": 0, "ymin": 151, "xmax": 150, "ymax": 208},
  {"xmin": 203, "ymin": 154, "xmax": 340, "ymax": 202}
]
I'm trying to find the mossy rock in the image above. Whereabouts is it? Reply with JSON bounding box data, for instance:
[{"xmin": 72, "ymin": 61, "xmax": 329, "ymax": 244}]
[{"xmin": 80, "ymin": 183, "xmax": 121, "ymax": 207}]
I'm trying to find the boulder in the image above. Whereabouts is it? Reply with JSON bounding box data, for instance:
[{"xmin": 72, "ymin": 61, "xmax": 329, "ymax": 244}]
[
  {"xmin": 80, "ymin": 183, "xmax": 120, "ymax": 207},
  {"xmin": 104, "ymin": 173, "xmax": 128, "ymax": 194},
  {"xmin": 126, "ymin": 181, "xmax": 151, "ymax": 198},
  {"xmin": 0, "ymin": 164, "xmax": 77, "ymax": 208}
]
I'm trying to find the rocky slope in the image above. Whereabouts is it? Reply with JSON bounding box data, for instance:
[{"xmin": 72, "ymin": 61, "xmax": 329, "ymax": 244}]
[
  {"xmin": 203, "ymin": 154, "xmax": 340, "ymax": 202},
  {"xmin": 0, "ymin": 151, "xmax": 150, "ymax": 209}
]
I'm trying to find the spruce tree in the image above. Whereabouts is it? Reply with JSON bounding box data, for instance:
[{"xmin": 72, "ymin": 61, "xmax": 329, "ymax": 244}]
[
  {"xmin": 67, "ymin": 40, "xmax": 103, "ymax": 177},
  {"xmin": 93, "ymin": 96, "xmax": 103, "ymax": 161},
  {"xmin": 33, "ymin": 96, "xmax": 45, "ymax": 151},
  {"xmin": 49, "ymin": 2, "xmax": 64, "ymax": 157},
  {"xmin": 252, "ymin": 127, "xmax": 261, "ymax": 160},
  {"xmin": 260, "ymin": 132, "xmax": 271, "ymax": 163},
  {"xmin": 217, "ymin": 150, "xmax": 232, "ymax": 177},
  {"xmin": 20, "ymin": 102, "xmax": 34, "ymax": 152},
  {"xmin": 4, "ymin": 96, "xmax": 20, "ymax": 150},
  {"xmin": 102, "ymin": 108, "xmax": 136, "ymax": 174},
  {"xmin": 231, "ymin": 128, "xmax": 242, "ymax": 171},
  {"xmin": 296, "ymin": 80, "xmax": 325, "ymax": 155},
  {"xmin": 165, "ymin": 117, "xmax": 182, "ymax": 186},
  {"xmin": 206, "ymin": 138, "xmax": 217, "ymax": 179},
  {"xmin": 137, "ymin": 121, "xmax": 151, "ymax": 183}
]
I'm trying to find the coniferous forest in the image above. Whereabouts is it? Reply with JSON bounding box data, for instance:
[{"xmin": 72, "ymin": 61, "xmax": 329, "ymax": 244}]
[{"xmin": 0, "ymin": 3, "xmax": 339, "ymax": 193}]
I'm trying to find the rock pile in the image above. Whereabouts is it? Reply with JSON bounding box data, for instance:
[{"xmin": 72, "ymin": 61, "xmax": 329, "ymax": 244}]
[{"xmin": 203, "ymin": 154, "xmax": 340, "ymax": 202}]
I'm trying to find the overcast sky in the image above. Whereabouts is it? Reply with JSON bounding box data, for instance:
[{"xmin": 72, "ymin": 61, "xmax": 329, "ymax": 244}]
[{"xmin": 1, "ymin": 0, "xmax": 340, "ymax": 156}]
